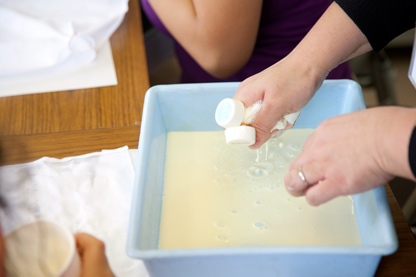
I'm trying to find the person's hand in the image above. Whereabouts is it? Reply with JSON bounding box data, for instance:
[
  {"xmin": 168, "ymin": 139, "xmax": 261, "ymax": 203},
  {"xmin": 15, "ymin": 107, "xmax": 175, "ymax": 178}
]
[
  {"xmin": 233, "ymin": 55, "xmax": 325, "ymax": 149},
  {"xmin": 233, "ymin": 2, "xmax": 373, "ymax": 150},
  {"xmin": 284, "ymin": 107, "xmax": 416, "ymax": 206},
  {"xmin": 75, "ymin": 233, "xmax": 114, "ymax": 277}
]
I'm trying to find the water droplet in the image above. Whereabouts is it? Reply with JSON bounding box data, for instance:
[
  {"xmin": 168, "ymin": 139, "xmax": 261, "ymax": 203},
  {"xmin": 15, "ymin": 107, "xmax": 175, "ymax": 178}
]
[
  {"xmin": 286, "ymin": 151, "xmax": 297, "ymax": 158},
  {"xmin": 288, "ymin": 143, "xmax": 300, "ymax": 151},
  {"xmin": 246, "ymin": 162, "xmax": 275, "ymax": 178},
  {"xmin": 274, "ymin": 156, "xmax": 288, "ymax": 168},
  {"xmin": 265, "ymin": 141, "xmax": 270, "ymax": 161},
  {"xmin": 215, "ymin": 221, "xmax": 226, "ymax": 228},
  {"xmin": 216, "ymin": 235, "xmax": 229, "ymax": 243},
  {"xmin": 269, "ymin": 138, "xmax": 278, "ymax": 146},
  {"xmin": 254, "ymin": 221, "xmax": 269, "ymax": 230},
  {"xmin": 266, "ymin": 183, "xmax": 276, "ymax": 191},
  {"xmin": 267, "ymin": 152, "xmax": 279, "ymax": 160},
  {"xmin": 255, "ymin": 149, "xmax": 261, "ymax": 163}
]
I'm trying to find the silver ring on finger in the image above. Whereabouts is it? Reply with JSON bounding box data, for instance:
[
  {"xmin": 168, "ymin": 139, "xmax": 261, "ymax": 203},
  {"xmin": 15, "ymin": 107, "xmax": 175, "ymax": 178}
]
[{"xmin": 298, "ymin": 166, "xmax": 309, "ymax": 186}]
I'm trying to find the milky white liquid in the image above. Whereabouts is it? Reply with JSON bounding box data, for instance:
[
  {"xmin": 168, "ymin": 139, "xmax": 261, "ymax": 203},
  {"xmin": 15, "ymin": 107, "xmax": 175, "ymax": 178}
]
[{"xmin": 159, "ymin": 129, "xmax": 361, "ymax": 249}]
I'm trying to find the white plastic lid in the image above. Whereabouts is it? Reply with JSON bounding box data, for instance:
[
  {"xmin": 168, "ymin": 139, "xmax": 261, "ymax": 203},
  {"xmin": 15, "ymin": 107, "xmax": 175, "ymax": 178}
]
[
  {"xmin": 224, "ymin": 126, "xmax": 256, "ymax": 145},
  {"xmin": 215, "ymin": 98, "xmax": 245, "ymax": 129}
]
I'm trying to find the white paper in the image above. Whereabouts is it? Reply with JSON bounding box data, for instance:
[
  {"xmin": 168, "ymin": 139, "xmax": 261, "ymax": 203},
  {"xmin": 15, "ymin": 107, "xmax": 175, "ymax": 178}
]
[
  {"xmin": 0, "ymin": 41, "xmax": 118, "ymax": 97},
  {"xmin": 0, "ymin": 147, "xmax": 148, "ymax": 277}
]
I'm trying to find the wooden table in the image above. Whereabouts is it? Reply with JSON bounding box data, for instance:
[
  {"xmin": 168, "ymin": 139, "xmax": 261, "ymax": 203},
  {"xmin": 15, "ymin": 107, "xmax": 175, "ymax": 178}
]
[
  {"xmin": 0, "ymin": 1, "xmax": 414, "ymax": 275},
  {"xmin": 0, "ymin": 0, "xmax": 149, "ymax": 164}
]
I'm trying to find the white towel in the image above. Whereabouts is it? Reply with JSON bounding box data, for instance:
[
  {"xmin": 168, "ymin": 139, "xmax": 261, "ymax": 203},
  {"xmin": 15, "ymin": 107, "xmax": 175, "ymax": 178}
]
[{"xmin": 0, "ymin": 146, "xmax": 149, "ymax": 277}]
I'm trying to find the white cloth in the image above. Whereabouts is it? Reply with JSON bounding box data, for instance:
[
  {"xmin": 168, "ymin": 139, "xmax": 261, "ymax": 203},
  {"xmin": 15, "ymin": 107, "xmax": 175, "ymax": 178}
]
[
  {"xmin": 0, "ymin": 146, "xmax": 149, "ymax": 277},
  {"xmin": 0, "ymin": 0, "xmax": 128, "ymax": 76},
  {"xmin": 243, "ymin": 100, "xmax": 300, "ymax": 132}
]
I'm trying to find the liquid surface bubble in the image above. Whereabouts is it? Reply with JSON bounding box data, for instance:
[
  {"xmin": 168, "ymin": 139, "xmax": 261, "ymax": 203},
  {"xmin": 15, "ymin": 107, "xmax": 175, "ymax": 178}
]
[
  {"xmin": 214, "ymin": 221, "xmax": 226, "ymax": 228},
  {"xmin": 288, "ymin": 143, "xmax": 301, "ymax": 152},
  {"xmin": 247, "ymin": 162, "xmax": 275, "ymax": 178},
  {"xmin": 216, "ymin": 235, "xmax": 229, "ymax": 243},
  {"xmin": 254, "ymin": 221, "xmax": 269, "ymax": 230}
]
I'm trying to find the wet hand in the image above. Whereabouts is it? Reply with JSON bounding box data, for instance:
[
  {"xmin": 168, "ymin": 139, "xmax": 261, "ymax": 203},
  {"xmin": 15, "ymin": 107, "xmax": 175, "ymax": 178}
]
[
  {"xmin": 233, "ymin": 57, "xmax": 322, "ymax": 149},
  {"xmin": 284, "ymin": 108, "xmax": 401, "ymax": 206}
]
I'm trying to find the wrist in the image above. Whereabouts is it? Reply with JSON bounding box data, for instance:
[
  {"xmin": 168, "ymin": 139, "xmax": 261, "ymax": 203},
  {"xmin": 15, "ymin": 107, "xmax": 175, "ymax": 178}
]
[
  {"xmin": 287, "ymin": 2, "xmax": 369, "ymax": 84},
  {"xmin": 378, "ymin": 107, "xmax": 416, "ymax": 181},
  {"xmin": 286, "ymin": 49, "xmax": 328, "ymax": 93}
]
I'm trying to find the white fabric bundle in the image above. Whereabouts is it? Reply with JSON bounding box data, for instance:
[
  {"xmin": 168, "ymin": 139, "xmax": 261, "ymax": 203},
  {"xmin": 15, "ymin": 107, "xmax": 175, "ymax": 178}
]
[
  {"xmin": 0, "ymin": 147, "xmax": 149, "ymax": 277},
  {"xmin": 0, "ymin": 0, "xmax": 128, "ymax": 76},
  {"xmin": 243, "ymin": 100, "xmax": 300, "ymax": 133}
]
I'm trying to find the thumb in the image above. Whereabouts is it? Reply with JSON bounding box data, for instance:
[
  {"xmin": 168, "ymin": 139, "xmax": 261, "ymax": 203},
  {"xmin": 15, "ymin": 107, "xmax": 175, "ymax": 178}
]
[{"xmin": 74, "ymin": 233, "xmax": 114, "ymax": 277}]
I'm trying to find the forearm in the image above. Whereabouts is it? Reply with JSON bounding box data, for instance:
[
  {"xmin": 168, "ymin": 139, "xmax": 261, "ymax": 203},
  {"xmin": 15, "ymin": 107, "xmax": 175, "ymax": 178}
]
[
  {"xmin": 148, "ymin": 0, "xmax": 262, "ymax": 78},
  {"xmin": 287, "ymin": 2, "xmax": 371, "ymax": 83}
]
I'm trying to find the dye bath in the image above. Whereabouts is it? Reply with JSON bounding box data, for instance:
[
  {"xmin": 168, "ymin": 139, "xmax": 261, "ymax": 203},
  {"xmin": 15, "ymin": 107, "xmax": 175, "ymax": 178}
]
[{"xmin": 159, "ymin": 129, "xmax": 361, "ymax": 249}]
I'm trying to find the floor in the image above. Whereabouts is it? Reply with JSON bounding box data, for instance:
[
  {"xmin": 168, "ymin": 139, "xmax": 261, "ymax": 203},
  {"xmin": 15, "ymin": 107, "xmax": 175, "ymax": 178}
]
[{"xmin": 146, "ymin": 29, "xmax": 416, "ymax": 235}]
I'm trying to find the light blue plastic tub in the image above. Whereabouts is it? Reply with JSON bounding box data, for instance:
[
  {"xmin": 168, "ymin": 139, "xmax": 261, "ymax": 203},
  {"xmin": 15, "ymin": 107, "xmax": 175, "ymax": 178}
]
[{"xmin": 127, "ymin": 80, "xmax": 398, "ymax": 277}]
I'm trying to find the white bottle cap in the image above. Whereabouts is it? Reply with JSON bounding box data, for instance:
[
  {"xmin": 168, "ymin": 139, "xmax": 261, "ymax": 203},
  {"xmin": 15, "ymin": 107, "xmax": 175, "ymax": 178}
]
[
  {"xmin": 215, "ymin": 98, "xmax": 245, "ymax": 129},
  {"xmin": 224, "ymin": 126, "xmax": 256, "ymax": 145}
]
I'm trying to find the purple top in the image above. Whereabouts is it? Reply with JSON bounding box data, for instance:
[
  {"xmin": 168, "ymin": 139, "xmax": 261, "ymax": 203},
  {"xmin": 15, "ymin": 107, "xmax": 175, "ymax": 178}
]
[{"xmin": 142, "ymin": 0, "xmax": 352, "ymax": 83}]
